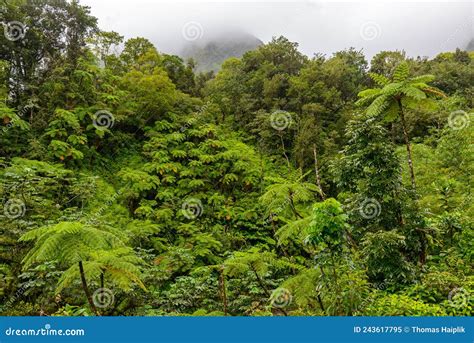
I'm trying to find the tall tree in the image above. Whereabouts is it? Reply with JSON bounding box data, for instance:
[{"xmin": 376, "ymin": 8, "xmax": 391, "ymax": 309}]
[
  {"xmin": 20, "ymin": 222, "xmax": 145, "ymax": 315},
  {"xmin": 356, "ymin": 61, "xmax": 445, "ymax": 190}
]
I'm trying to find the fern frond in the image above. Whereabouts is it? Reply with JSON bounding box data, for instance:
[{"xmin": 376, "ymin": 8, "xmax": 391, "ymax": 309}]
[
  {"xmin": 418, "ymin": 85, "xmax": 446, "ymax": 98},
  {"xmin": 369, "ymin": 73, "xmax": 390, "ymax": 87},
  {"xmin": 276, "ymin": 215, "xmax": 312, "ymax": 246},
  {"xmin": 403, "ymin": 86, "xmax": 427, "ymax": 100},
  {"xmin": 357, "ymin": 88, "xmax": 381, "ymax": 98},
  {"xmin": 409, "ymin": 74, "xmax": 435, "ymax": 84},
  {"xmin": 56, "ymin": 264, "xmax": 81, "ymax": 293},
  {"xmin": 355, "ymin": 93, "xmax": 381, "ymax": 107},
  {"xmin": 393, "ymin": 62, "xmax": 409, "ymax": 82},
  {"xmin": 383, "ymin": 101, "xmax": 399, "ymax": 122},
  {"xmin": 366, "ymin": 95, "xmax": 390, "ymax": 116}
]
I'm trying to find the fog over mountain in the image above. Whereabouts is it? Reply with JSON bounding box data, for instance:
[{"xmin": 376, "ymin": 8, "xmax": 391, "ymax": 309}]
[
  {"xmin": 81, "ymin": 0, "xmax": 473, "ymax": 61},
  {"xmin": 180, "ymin": 31, "xmax": 263, "ymax": 72}
]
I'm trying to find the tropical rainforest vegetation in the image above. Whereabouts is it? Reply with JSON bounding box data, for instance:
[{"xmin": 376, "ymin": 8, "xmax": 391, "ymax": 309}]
[{"xmin": 0, "ymin": 0, "xmax": 472, "ymax": 316}]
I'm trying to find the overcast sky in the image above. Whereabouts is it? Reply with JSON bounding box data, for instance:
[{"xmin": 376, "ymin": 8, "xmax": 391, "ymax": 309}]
[{"xmin": 80, "ymin": 0, "xmax": 473, "ymax": 59}]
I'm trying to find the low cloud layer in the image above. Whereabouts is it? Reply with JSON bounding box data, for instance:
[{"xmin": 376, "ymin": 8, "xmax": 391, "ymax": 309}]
[{"xmin": 81, "ymin": 0, "xmax": 473, "ymax": 59}]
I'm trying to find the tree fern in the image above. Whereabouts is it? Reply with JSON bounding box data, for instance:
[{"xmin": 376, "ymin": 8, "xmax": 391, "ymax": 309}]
[
  {"xmin": 20, "ymin": 222, "xmax": 145, "ymax": 314},
  {"xmin": 260, "ymin": 169, "xmax": 319, "ymax": 219},
  {"xmin": 20, "ymin": 222, "xmax": 125, "ymax": 268},
  {"xmin": 356, "ymin": 61, "xmax": 446, "ymax": 190},
  {"xmin": 57, "ymin": 247, "xmax": 146, "ymax": 293}
]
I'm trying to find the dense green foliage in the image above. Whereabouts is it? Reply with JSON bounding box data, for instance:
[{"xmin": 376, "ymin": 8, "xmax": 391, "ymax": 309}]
[{"xmin": 0, "ymin": 1, "xmax": 472, "ymax": 317}]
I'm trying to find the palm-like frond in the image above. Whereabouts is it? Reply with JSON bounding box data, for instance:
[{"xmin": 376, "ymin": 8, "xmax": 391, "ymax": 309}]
[
  {"xmin": 354, "ymin": 91, "xmax": 381, "ymax": 108},
  {"xmin": 357, "ymin": 88, "xmax": 381, "ymax": 98},
  {"xmin": 368, "ymin": 73, "xmax": 390, "ymax": 87},
  {"xmin": 393, "ymin": 61, "xmax": 409, "ymax": 82},
  {"xmin": 275, "ymin": 214, "xmax": 312, "ymax": 246},
  {"xmin": 403, "ymin": 86, "xmax": 427, "ymax": 100},
  {"xmin": 357, "ymin": 61, "xmax": 444, "ymax": 120},
  {"xmin": 415, "ymin": 85, "xmax": 446, "ymax": 98},
  {"xmin": 20, "ymin": 222, "xmax": 125, "ymax": 269},
  {"xmin": 223, "ymin": 247, "xmax": 302, "ymax": 278},
  {"xmin": 409, "ymin": 74, "xmax": 435, "ymax": 84},
  {"xmin": 21, "ymin": 222, "xmax": 147, "ymax": 294},
  {"xmin": 381, "ymin": 82, "xmax": 403, "ymax": 96},
  {"xmin": 88, "ymin": 248, "xmax": 147, "ymax": 291},
  {"xmin": 223, "ymin": 247, "xmax": 273, "ymax": 277},
  {"xmin": 260, "ymin": 169, "xmax": 318, "ymax": 216},
  {"xmin": 366, "ymin": 94, "xmax": 390, "ymax": 116}
]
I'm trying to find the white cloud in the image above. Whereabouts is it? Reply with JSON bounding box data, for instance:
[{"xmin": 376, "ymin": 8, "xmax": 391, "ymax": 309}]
[{"xmin": 81, "ymin": 0, "xmax": 473, "ymax": 59}]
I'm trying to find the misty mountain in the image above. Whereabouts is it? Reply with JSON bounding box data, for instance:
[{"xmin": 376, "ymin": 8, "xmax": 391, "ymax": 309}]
[
  {"xmin": 180, "ymin": 31, "xmax": 263, "ymax": 73},
  {"xmin": 466, "ymin": 38, "xmax": 474, "ymax": 51}
]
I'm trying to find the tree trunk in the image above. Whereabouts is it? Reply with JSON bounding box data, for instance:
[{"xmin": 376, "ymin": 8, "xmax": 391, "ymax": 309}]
[
  {"xmin": 288, "ymin": 191, "xmax": 303, "ymax": 219},
  {"xmin": 251, "ymin": 267, "xmax": 270, "ymax": 297},
  {"xmin": 417, "ymin": 228, "xmax": 427, "ymax": 265},
  {"xmin": 390, "ymin": 122, "xmax": 396, "ymax": 144},
  {"xmin": 397, "ymin": 99, "xmax": 416, "ymax": 191},
  {"xmin": 279, "ymin": 134, "xmax": 291, "ymax": 169},
  {"xmin": 219, "ymin": 266, "xmax": 228, "ymax": 316},
  {"xmin": 316, "ymin": 295, "xmax": 325, "ymax": 312},
  {"xmin": 330, "ymin": 255, "xmax": 343, "ymax": 315},
  {"xmin": 270, "ymin": 215, "xmax": 291, "ymax": 259},
  {"xmin": 79, "ymin": 261, "xmax": 99, "ymax": 316},
  {"xmin": 312, "ymin": 144, "xmax": 325, "ymax": 200},
  {"xmin": 318, "ymin": 266, "xmax": 326, "ymax": 314}
]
